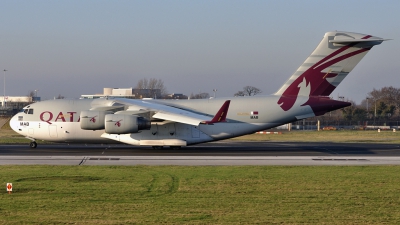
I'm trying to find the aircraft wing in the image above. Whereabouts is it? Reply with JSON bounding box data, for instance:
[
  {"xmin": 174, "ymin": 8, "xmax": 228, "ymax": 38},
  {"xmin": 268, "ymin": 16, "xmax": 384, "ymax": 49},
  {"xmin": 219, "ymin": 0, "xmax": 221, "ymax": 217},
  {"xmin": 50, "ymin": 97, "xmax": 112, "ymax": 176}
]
[
  {"xmin": 152, "ymin": 111, "xmax": 210, "ymax": 126},
  {"xmin": 111, "ymin": 98, "xmax": 230, "ymax": 126}
]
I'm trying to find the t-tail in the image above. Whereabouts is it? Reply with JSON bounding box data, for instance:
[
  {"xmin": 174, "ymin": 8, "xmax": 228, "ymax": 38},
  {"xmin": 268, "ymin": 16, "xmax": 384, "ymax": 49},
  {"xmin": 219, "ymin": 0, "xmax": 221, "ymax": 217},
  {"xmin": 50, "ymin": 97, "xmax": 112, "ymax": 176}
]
[{"xmin": 275, "ymin": 31, "xmax": 388, "ymax": 112}]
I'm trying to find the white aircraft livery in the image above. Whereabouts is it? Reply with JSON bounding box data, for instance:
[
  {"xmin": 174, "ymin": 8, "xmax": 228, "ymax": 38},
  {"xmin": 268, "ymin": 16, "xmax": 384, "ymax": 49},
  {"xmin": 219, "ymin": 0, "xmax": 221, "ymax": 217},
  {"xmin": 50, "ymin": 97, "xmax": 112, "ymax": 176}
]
[{"xmin": 10, "ymin": 31, "xmax": 388, "ymax": 149}]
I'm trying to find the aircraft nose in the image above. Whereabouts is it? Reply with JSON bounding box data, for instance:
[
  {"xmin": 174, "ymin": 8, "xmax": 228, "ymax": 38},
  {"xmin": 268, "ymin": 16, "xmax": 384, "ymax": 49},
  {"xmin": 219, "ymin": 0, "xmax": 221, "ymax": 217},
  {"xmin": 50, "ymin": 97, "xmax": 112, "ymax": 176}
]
[{"xmin": 9, "ymin": 114, "xmax": 20, "ymax": 132}]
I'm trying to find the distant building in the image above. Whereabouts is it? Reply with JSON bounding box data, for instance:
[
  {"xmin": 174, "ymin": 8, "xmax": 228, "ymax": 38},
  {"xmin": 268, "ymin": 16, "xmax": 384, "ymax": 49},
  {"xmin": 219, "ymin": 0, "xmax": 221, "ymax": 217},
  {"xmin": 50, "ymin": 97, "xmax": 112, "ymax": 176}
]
[
  {"xmin": 167, "ymin": 93, "xmax": 188, "ymax": 99},
  {"xmin": 81, "ymin": 88, "xmax": 163, "ymax": 99},
  {"xmin": 0, "ymin": 96, "xmax": 40, "ymax": 116}
]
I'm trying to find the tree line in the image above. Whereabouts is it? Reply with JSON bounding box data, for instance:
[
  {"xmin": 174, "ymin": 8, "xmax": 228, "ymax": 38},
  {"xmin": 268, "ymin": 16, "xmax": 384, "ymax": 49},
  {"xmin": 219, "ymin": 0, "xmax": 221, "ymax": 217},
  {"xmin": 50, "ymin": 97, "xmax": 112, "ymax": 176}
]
[
  {"xmin": 340, "ymin": 86, "xmax": 400, "ymax": 121},
  {"xmin": 131, "ymin": 78, "xmax": 263, "ymax": 99}
]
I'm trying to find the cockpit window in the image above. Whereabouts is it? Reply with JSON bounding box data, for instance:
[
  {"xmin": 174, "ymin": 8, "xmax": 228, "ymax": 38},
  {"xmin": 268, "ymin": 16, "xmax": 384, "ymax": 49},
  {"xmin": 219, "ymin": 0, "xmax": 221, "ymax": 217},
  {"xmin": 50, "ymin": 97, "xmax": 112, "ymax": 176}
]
[{"xmin": 23, "ymin": 109, "xmax": 34, "ymax": 114}]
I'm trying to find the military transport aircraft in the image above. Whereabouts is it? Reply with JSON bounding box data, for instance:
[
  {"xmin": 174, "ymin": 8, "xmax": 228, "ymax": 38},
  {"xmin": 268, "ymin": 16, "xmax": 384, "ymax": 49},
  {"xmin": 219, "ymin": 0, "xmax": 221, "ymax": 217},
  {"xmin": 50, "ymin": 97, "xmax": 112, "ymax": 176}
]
[{"xmin": 10, "ymin": 31, "xmax": 388, "ymax": 149}]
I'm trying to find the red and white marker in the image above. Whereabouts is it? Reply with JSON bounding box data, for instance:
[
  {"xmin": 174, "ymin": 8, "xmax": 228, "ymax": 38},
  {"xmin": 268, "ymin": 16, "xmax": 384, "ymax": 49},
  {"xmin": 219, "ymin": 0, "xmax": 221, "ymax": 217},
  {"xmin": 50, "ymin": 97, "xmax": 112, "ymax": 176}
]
[{"xmin": 7, "ymin": 183, "xmax": 12, "ymax": 194}]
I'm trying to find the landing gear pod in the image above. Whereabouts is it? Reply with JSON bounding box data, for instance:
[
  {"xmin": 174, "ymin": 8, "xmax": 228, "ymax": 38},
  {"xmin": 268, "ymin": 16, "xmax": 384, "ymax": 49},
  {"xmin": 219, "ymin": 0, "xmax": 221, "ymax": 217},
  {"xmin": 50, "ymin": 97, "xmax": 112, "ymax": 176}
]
[
  {"xmin": 105, "ymin": 114, "xmax": 151, "ymax": 134},
  {"xmin": 80, "ymin": 111, "xmax": 112, "ymax": 130}
]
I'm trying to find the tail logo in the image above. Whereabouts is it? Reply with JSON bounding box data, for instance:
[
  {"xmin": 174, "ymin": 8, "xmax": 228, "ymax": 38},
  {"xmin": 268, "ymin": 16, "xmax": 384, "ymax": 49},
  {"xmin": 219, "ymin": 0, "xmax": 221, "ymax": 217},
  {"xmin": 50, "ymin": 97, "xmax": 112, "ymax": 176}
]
[
  {"xmin": 115, "ymin": 120, "xmax": 122, "ymax": 127},
  {"xmin": 277, "ymin": 35, "xmax": 371, "ymax": 111},
  {"xmin": 90, "ymin": 116, "xmax": 97, "ymax": 123}
]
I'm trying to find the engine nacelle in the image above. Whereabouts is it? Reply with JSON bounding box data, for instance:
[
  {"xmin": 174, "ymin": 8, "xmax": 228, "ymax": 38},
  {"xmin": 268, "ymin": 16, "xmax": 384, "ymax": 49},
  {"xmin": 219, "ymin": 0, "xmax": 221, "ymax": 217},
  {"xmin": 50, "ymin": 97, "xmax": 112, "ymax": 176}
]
[
  {"xmin": 80, "ymin": 111, "xmax": 112, "ymax": 130},
  {"xmin": 105, "ymin": 114, "xmax": 151, "ymax": 134}
]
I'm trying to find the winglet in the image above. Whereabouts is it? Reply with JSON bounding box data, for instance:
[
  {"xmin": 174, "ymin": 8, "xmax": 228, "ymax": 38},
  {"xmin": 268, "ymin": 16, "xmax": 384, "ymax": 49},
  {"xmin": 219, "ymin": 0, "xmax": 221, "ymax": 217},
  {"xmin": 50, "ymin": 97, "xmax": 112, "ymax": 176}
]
[{"xmin": 201, "ymin": 100, "xmax": 231, "ymax": 125}]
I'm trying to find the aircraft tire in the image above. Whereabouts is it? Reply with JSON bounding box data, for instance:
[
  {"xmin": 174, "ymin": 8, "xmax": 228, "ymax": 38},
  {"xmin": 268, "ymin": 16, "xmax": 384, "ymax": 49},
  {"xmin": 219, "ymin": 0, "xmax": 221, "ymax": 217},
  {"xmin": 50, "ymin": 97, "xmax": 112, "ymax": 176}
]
[
  {"xmin": 170, "ymin": 146, "xmax": 181, "ymax": 150},
  {"xmin": 30, "ymin": 142, "xmax": 37, "ymax": 148},
  {"xmin": 152, "ymin": 146, "xmax": 163, "ymax": 150}
]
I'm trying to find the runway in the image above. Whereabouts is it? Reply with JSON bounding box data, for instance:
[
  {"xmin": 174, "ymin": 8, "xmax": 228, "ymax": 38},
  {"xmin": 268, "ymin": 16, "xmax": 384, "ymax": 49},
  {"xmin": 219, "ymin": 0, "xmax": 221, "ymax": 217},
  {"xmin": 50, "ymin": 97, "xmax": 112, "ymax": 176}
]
[{"xmin": 1, "ymin": 141, "xmax": 400, "ymax": 165}]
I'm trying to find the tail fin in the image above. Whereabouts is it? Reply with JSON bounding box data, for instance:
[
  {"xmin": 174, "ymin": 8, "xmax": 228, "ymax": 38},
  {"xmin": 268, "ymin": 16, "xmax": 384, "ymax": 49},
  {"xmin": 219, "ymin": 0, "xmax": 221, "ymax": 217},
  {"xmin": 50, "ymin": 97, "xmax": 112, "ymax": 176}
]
[{"xmin": 275, "ymin": 31, "xmax": 387, "ymax": 111}]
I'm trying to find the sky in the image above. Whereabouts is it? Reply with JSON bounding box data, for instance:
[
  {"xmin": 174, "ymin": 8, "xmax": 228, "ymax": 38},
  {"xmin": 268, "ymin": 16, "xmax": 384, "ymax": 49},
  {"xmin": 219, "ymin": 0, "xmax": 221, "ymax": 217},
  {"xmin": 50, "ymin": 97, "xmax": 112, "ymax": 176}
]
[{"xmin": 1, "ymin": 0, "xmax": 399, "ymax": 104}]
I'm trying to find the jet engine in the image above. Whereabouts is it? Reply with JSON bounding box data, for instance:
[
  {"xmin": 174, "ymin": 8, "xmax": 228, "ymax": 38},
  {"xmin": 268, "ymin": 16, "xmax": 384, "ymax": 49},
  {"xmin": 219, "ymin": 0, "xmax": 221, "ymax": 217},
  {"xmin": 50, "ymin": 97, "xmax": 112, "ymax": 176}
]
[
  {"xmin": 105, "ymin": 114, "xmax": 151, "ymax": 134},
  {"xmin": 80, "ymin": 111, "xmax": 112, "ymax": 130}
]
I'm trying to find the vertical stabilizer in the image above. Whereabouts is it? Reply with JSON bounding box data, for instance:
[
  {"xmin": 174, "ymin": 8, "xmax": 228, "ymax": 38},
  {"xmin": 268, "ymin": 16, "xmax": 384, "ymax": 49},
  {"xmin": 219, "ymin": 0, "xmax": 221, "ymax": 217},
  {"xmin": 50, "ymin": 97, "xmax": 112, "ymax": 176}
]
[{"xmin": 275, "ymin": 31, "xmax": 387, "ymax": 111}]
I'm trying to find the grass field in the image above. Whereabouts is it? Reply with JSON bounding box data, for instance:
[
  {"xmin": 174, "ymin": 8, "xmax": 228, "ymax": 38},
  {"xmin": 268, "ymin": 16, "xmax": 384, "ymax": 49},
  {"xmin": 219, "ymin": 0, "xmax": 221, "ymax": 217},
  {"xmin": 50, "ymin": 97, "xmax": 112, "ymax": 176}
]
[{"xmin": 1, "ymin": 165, "xmax": 400, "ymax": 224}]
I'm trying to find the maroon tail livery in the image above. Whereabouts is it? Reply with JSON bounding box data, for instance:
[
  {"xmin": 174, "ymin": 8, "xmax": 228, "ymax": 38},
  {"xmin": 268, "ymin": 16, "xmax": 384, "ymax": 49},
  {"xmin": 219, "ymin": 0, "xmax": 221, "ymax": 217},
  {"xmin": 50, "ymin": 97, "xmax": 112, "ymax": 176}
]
[{"xmin": 275, "ymin": 31, "xmax": 386, "ymax": 112}]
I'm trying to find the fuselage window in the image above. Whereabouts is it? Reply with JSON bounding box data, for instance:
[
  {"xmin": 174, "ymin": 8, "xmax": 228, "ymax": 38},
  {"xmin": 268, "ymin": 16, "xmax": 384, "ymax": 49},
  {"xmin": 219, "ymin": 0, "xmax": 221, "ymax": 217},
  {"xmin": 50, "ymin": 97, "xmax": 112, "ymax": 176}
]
[{"xmin": 28, "ymin": 109, "xmax": 34, "ymax": 114}]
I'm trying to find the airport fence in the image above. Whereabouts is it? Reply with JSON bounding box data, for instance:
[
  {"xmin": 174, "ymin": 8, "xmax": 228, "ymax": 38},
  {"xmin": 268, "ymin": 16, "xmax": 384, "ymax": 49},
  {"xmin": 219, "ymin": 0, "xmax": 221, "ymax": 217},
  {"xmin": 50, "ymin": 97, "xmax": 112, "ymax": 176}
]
[{"xmin": 289, "ymin": 120, "xmax": 400, "ymax": 130}]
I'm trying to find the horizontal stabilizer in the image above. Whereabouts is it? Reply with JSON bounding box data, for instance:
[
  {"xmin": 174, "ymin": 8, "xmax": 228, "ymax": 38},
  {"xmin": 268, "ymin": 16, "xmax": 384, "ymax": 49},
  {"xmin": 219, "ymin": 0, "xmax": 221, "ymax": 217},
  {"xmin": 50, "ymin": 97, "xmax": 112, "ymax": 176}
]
[{"xmin": 329, "ymin": 38, "xmax": 390, "ymax": 43}]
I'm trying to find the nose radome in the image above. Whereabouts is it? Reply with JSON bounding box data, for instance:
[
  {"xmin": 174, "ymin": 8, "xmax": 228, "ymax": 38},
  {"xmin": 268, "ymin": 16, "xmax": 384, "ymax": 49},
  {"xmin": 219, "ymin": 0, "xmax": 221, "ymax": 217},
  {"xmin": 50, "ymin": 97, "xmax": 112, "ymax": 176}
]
[{"xmin": 9, "ymin": 115, "xmax": 20, "ymax": 133}]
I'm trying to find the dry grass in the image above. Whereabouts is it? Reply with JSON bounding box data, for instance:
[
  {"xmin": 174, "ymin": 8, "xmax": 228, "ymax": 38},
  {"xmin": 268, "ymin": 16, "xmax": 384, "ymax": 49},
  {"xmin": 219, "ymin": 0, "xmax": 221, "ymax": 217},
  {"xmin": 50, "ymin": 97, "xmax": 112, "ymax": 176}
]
[
  {"xmin": 0, "ymin": 122, "xmax": 31, "ymax": 144},
  {"xmin": 232, "ymin": 130, "xmax": 400, "ymax": 143}
]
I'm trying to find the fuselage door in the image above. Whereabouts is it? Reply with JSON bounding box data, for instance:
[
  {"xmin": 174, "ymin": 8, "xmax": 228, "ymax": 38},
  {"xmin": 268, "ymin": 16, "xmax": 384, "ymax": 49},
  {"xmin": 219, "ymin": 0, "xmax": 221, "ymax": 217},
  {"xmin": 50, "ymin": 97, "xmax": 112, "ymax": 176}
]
[
  {"xmin": 49, "ymin": 125, "xmax": 58, "ymax": 138},
  {"xmin": 157, "ymin": 123, "xmax": 176, "ymax": 137},
  {"xmin": 150, "ymin": 123, "xmax": 158, "ymax": 136},
  {"xmin": 191, "ymin": 126, "xmax": 200, "ymax": 138}
]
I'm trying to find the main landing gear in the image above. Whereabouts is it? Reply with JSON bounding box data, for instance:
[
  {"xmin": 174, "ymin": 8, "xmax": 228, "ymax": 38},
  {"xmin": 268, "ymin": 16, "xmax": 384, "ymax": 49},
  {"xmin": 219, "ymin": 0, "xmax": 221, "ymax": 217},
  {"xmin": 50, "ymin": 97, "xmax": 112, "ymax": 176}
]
[{"xmin": 30, "ymin": 141, "xmax": 37, "ymax": 148}]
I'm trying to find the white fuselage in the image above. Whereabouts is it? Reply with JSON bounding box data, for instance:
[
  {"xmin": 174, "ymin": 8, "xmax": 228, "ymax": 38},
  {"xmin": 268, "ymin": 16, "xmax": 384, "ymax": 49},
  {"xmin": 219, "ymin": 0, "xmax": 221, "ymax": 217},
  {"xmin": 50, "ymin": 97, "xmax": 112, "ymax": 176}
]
[{"xmin": 10, "ymin": 95, "xmax": 313, "ymax": 146}]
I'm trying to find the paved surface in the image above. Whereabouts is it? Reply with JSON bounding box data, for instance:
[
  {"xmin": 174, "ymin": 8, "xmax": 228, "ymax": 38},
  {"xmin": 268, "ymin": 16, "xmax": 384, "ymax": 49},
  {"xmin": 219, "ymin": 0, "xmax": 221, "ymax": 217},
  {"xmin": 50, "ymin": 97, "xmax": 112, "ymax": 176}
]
[{"xmin": 1, "ymin": 141, "xmax": 400, "ymax": 165}]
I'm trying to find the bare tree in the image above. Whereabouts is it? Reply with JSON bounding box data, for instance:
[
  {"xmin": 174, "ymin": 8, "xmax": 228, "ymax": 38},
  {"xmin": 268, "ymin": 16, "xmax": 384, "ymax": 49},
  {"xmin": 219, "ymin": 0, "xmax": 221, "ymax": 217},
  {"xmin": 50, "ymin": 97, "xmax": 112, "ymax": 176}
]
[
  {"xmin": 56, "ymin": 94, "xmax": 65, "ymax": 99},
  {"xmin": 367, "ymin": 86, "xmax": 400, "ymax": 109},
  {"xmin": 27, "ymin": 91, "xmax": 35, "ymax": 103},
  {"xmin": 366, "ymin": 86, "xmax": 400, "ymax": 118},
  {"xmin": 234, "ymin": 91, "xmax": 245, "ymax": 97},
  {"xmin": 27, "ymin": 91, "xmax": 35, "ymax": 97},
  {"xmin": 190, "ymin": 92, "xmax": 210, "ymax": 99},
  {"xmin": 234, "ymin": 86, "xmax": 262, "ymax": 96},
  {"xmin": 135, "ymin": 78, "xmax": 168, "ymax": 98}
]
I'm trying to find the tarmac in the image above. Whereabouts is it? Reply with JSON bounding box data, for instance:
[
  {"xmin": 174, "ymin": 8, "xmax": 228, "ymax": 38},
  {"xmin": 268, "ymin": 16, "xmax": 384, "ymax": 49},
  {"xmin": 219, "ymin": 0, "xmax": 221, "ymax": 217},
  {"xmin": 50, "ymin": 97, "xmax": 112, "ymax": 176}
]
[{"xmin": 1, "ymin": 141, "xmax": 400, "ymax": 165}]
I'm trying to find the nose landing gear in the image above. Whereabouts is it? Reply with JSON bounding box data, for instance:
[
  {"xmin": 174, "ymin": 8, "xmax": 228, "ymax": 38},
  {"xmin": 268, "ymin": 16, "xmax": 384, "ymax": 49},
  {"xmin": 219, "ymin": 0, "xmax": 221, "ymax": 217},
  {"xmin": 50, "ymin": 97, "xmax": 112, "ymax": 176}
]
[{"xmin": 25, "ymin": 137, "xmax": 37, "ymax": 148}]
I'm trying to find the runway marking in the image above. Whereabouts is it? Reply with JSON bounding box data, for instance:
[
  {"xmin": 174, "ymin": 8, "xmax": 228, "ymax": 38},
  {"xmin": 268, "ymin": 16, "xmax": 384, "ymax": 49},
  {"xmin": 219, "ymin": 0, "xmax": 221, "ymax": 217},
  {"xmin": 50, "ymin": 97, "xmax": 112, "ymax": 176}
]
[
  {"xmin": 79, "ymin": 157, "xmax": 87, "ymax": 165},
  {"xmin": 89, "ymin": 158, "xmax": 120, "ymax": 160},
  {"xmin": 312, "ymin": 158, "xmax": 368, "ymax": 161}
]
